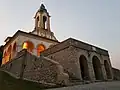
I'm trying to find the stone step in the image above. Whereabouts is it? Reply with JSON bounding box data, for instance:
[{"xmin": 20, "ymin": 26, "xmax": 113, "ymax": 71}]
[{"xmin": 69, "ymin": 78, "xmax": 91, "ymax": 86}]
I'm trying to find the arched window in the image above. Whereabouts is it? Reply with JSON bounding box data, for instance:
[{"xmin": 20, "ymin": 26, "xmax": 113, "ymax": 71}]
[
  {"xmin": 37, "ymin": 16, "xmax": 39, "ymax": 21},
  {"xmin": 7, "ymin": 45, "xmax": 12, "ymax": 62},
  {"xmin": 104, "ymin": 60, "xmax": 112, "ymax": 79},
  {"xmin": 3, "ymin": 51, "xmax": 7, "ymax": 64},
  {"xmin": 37, "ymin": 16, "xmax": 39, "ymax": 27},
  {"xmin": 23, "ymin": 41, "xmax": 34, "ymax": 52},
  {"xmin": 12, "ymin": 42, "xmax": 17, "ymax": 58},
  {"xmin": 43, "ymin": 16, "xmax": 47, "ymax": 29},
  {"xmin": 8, "ymin": 45, "xmax": 12, "ymax": 54},
  {"xmin": 13, "ymin": 42, "xmax": 17, "ymax": 52},
  {"xmin": 92, "ymin": 56, "xmax": 103, "ymax": 80},
  {"xmin": 37, "ymin": 44, "xmax": 45, "ymax": 56},
  {"xmin": 79, "ymin": 55, "xmax": 89, "ymax": 80}
]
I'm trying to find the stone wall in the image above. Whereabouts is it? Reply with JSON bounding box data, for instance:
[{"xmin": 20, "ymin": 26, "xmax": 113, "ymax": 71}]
[
  {"xmin": 1, "ymin": 49, "xmax": 69, "ymax": 85},
  {"xmin": 42, "ymin": 38, "xmax": 109, "ymax": 56},
  {"xmin": 1, "ymin": 50, "xmax": 26, "ymax": 77},
  {"xmin": 42, "ymin": 38, "xmax": 113, "ymax": 81},
  {"xmin": 112, "ymin": 68, "xmax": 120, "ymax": 80},
  {"xmin": 23, "ymin": 52, "xmax": 69, "ymax": 85},
  {"xmin": 70, "ymin": 38, "xmax": 108, "ymax": 55}
]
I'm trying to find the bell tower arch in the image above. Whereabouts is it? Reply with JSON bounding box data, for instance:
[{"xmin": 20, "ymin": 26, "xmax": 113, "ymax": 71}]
[
  {"xmin": 32, "ymin": 4, "xmax": 57, "ymax": 41},
  {"xmin": 34, "ymin": 4, "xmax": 51, "ymax": 32}
]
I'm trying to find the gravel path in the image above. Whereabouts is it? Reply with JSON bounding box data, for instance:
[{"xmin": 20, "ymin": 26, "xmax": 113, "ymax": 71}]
[{"xmin": 47, "ymin": 81, "xmax": 120, "ymax": 90}]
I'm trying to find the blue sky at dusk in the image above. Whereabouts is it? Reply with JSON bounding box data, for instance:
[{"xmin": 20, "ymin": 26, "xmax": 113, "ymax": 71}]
[{"xmin": 0, "ymin": 0, "xmax": 120, "ymax": 69}]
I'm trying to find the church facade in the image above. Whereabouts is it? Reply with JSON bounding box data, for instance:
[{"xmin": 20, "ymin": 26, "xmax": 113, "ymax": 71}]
[
  {"xmin": 2, "ymin": 4, "xmax": 59, "ymax": 64},
  {"xmin": 1, "ymin": 4, "xmax": 113, "ymax": 85}
]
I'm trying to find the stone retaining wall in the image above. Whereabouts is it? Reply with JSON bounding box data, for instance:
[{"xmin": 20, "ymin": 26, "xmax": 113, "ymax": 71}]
[{"xmin": 1, "ymin": 49, "xmax": 69, "ymax": 85}]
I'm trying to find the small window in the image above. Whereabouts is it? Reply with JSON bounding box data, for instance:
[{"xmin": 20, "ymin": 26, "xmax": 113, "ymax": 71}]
[
  {"xmin": 37, "ymin": 16, "xmax": 39, "ymax": 21},
  {"xmin": 43, "ymin": 16, "xmax": 47, "ymax": 29},
  {"xmin": 22, "ymin": 41, "xmax": 34, "ymax": 52},
  {"xmin": 37, "ymin": 44, "xmax": 45, "ymax": 56}
]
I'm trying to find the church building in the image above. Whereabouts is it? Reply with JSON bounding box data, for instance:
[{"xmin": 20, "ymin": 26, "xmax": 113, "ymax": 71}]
[
  {"xmin": 2, "ymin": 4, "xmax": 59, "ymax": 64},
  {"xmin": 1, "ymin": 4, "xmax": 114, "ymax": 84}
]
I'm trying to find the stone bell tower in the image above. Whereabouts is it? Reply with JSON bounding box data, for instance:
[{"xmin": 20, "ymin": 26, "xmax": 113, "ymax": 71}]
[
  {"xmin": 35, "ymin": 4, "xmax": 50, "ymax": 31},
  {"xmin": 32, "ymin": 4, "xmax": 57, "ymax": 41}
]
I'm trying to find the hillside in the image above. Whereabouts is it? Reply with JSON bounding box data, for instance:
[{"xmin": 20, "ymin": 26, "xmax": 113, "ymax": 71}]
[
  {"xmin": 0, "ymin": 67, "xmax": 120, "ymax": 90},
  {"xmin": 0, "ymin": 70, "xmax": 57, "ymax": 90}
]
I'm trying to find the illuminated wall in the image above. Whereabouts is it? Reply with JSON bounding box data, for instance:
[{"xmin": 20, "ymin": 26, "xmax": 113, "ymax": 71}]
[
  {"xmin": 37, "ymin": 44, "xmax": 45, "ymax": 56},
  {"xmin": 2, "ymin": 42, "xmax": 17, "ymax": 65},
  {"xmin": 22, "ymin": 41, "xmax": 34, "ymax": 52}
]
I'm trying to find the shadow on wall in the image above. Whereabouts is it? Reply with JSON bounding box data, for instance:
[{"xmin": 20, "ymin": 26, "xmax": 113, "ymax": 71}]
[
  {"xmin": 112, "ymin": 67, "xmax": 120, "ymax": 80},
  {"xmin": 0, "ymin": 45, "xmax": 4, "ymax": 66}
]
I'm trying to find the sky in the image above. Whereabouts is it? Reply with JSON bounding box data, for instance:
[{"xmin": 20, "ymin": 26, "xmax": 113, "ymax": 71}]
[{"xmin": 0, "ymin": 0, "xmax": 120, "ymax": 69}]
